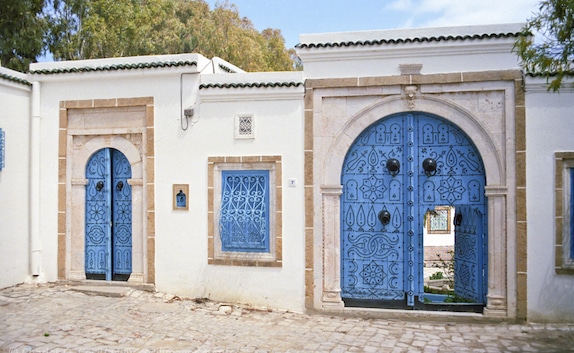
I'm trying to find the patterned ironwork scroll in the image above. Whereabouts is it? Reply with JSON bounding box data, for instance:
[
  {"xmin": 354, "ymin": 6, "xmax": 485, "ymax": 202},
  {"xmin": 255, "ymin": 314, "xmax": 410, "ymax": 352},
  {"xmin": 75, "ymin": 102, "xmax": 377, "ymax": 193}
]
[{"xmin": 219, "ymin": 170, "xmax": 270, "ymax": 253}]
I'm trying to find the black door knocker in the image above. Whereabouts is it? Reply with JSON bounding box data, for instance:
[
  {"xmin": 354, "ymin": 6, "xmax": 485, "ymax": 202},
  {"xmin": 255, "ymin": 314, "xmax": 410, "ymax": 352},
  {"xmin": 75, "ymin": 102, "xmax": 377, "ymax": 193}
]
[{"xmin": 378, "ymin": 209, "xmax": 391, "ymax": 226}]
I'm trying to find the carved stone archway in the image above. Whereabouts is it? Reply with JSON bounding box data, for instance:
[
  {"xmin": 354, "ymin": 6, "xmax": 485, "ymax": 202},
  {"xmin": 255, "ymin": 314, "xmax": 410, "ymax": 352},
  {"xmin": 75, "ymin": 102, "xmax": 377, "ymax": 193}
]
[
  {"xmin": 309, "ymin": 83, "xmax": 519, "ymax": 318},
  {"xmin": 58, "ymin": 98, "xmax": 155, "ymax": 285}
]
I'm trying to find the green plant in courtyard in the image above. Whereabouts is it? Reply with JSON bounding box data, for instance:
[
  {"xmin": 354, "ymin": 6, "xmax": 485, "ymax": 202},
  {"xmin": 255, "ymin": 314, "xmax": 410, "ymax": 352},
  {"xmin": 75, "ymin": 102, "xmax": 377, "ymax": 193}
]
[{"xmin": 429, "ymin": 271, "xmax": 444, "ymax": 280}]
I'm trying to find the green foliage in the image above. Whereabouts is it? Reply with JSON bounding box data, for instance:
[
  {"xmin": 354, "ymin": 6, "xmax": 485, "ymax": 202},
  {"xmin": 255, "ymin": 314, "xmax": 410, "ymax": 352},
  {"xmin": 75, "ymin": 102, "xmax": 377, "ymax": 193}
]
[
  {"xmin": 514, "ymin": 0, "xmax": 574, "ymax": 91},
  {"xmin": 444, "ymin": 294, "xmax": 474, "ymax": 303},
  {"xmin": 434, "ymin": 250, "xmax": 454, "ymax": 283},
  {"xmin": 45, "ymin": 0, "xmax": 295, "ymax": 72},
  {"xmin": 0, "ymin": 0, "xmax": 48, "ymax": 71},
  {"xmin": 1, "ymin": 0, "xmax": 296, "ymax": 72},
  {"xmin": 429, "ymin": 271, "xmax": 444, "ymax": 280}
]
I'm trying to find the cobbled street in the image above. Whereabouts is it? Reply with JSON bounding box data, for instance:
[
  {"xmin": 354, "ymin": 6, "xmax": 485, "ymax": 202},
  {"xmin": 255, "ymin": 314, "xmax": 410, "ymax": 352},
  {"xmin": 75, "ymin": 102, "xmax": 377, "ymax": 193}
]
[{"xmin": 1, "ymin": 283, "xmax": 573, "ymax": 353}]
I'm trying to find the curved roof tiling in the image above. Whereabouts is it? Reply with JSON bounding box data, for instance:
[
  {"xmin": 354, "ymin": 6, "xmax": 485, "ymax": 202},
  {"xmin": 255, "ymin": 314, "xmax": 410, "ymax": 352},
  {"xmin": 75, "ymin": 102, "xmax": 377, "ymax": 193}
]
[
  {"xmin": 29, "ymin": 60, "xmax": 198, "ymax": 75},
  {"xmin": 199, "ymin": 81, "xmax": 303, "ymax": 90},
  {"xmin": 0, "ymin": 71, "xmax": 31, "ymax": 86},
  {"xmin": 296, "ymin": 31, "xmax": 522, "ymax": 49},
  {"xmin": 526, "ymin": 70, "xmax": 574, "ymax": 77}
]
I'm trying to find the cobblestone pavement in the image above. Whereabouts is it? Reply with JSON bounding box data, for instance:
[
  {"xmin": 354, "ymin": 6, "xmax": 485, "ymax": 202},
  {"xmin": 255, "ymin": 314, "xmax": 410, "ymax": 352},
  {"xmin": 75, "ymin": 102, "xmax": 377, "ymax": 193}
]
[{"xmin": 1, "ymin": 284, "xmax": 574, "ymax": 353}]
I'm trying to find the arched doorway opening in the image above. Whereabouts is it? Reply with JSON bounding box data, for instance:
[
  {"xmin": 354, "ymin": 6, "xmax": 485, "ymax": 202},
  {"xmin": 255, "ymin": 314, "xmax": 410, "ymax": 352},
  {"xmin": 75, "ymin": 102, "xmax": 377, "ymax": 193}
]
[
  {"xmin": 340, "ymin": 112, "xmax": 487, "ymax": 311},
  {"xmin": 85, "ymin": 148, "xmax": 132, "ymax": 281}
]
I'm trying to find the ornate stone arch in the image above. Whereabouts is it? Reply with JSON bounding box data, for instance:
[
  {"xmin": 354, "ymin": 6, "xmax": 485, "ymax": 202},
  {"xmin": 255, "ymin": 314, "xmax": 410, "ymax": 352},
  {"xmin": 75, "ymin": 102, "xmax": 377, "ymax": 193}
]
[
  {"xmin": 318, "ymin": 94, "xmax": 509, "ymax": 317},
  {"xmin": 322, "ymin": 95, "xmax": 503, "ymax": 187}
]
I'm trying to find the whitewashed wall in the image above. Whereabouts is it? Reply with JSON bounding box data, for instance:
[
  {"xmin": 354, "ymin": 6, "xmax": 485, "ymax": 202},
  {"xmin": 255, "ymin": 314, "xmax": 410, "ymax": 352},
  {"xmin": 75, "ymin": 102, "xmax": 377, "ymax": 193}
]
[
  {"xmin": 298, "ymin": 24, "xmax": 522, "ymax": 79},
  {"xmin": 525, "ymin": 77, "xmax": 574, "ymax": 322},
  {"xmin": 29, "ymin": 54, "xmax": 211, "ymax": 286},
  {"xmin": 157, "ymin": 71, "xmax": 305, "ymax": 311},
  {"xmin": 28, "ymin": 56, "xmax": 305, "ymax": 312},
  {"xmin": 0, "ymin": 68, "xmax": 32, "ymax": 288}
]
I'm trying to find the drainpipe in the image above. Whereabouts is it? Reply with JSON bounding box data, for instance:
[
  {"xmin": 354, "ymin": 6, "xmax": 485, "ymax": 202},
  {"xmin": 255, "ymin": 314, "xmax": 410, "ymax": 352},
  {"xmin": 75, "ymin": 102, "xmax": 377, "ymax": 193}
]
[{"xmin": 29, "ymin": 81, "xmax": 43, "ymax": 279}]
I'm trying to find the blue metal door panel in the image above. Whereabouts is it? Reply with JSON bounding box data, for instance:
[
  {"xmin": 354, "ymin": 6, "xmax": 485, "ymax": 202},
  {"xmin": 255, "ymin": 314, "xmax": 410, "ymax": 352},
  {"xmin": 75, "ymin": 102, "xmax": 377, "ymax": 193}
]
[
  {"xmin": 85, "ymin": 148, "xmax": 132, "ymax": 280},
  {"xmin": 85, "ymin": 149, "xmax": 112, "ymax": 278},
  {"xmin": 341, "ymin": 115, "xmax": 407, "ymax": 301},
  {"xmin": 341, "ymin": 112, "xmax": 487, "ymax": 307},
  {"xmin": 111, "ymin": 149, "xmax": 132, "ymax": 275},
  {"xmin": 454, "ymin": 205, "xmax": 486, "ymax": 303}
]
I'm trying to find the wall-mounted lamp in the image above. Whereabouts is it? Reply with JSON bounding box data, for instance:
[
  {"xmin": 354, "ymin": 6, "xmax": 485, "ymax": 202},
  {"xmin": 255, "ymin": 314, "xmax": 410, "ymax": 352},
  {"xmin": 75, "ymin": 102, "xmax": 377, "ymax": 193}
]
[
  {"xmin": 386, "ymin": 158, "xmax": 400, "ymax": 176},
  {"xmin": 184, "ymin": 107, "xmax": 194, "ymax": 119},
  {"xmin": 422, "ymin": 158, "xmax": 437, "ymax": 176}
]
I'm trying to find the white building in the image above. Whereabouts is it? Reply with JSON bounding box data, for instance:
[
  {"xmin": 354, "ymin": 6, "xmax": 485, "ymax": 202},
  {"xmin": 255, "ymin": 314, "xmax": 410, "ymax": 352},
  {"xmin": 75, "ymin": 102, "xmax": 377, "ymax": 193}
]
[{"xmin": 1, "ymin": 23, "xmax": 573, "ymax": 322}]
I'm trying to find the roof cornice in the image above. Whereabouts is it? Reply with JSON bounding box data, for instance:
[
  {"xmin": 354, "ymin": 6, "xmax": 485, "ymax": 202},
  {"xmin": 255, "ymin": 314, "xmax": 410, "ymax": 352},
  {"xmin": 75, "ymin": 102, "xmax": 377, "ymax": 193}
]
[
  {"xmin": 29, "ymin": 60, "xmax": 198, "ymax": 75},
  {"xmin": 0, "ymin": 71, "xmax": 31, "ymax": 86},
  {"xmin": 296, "ymin": 31, "xmax": 521, "ymax": 49},
  {"xmin": 199, "ymin": 81, "xmax": 303, "ymax": 90}
]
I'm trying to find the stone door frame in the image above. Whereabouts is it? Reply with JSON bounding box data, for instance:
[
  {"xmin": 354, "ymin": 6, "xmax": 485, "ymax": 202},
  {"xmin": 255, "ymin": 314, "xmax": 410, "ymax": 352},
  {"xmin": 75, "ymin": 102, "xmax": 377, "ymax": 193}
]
[
  {"xmin": 58, "ymin": 98, "xmax": 155, "ymax": 285},
  {"xmin": 305, "ymin": 73, "xmax": 525, "ymax": 319}
]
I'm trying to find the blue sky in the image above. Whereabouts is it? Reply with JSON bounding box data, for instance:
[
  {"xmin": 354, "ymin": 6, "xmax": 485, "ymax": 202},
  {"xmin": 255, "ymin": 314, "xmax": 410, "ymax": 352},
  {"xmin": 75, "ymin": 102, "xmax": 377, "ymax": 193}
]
[{"xmin": 205, "ymin": 0, "xmax": 541, "ymax": 48}]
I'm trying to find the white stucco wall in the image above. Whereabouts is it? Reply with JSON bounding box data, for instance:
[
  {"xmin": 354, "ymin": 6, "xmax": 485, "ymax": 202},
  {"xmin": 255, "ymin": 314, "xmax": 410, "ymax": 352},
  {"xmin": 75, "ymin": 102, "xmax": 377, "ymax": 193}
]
[
  {"xmin": 28, "ymin": 56, "xmax": 305, "ymax": 312},
  {"xmin": 526, "ymin": 77, "xmax": 574, "ymax": 322},
  {"xmin": 0, "ymin": 68, "xmax": 32, "ymax": 288},
  {"xmin": 156, "ymin": 71, "xmax": 305, "ymax": 311},
  {"xmin": 29, "ymin": 55, "xmax": 210, "ymax": 284},
  {"xmin": 298, "ymin": 24, "xmax": 522, "ymax": 79}
]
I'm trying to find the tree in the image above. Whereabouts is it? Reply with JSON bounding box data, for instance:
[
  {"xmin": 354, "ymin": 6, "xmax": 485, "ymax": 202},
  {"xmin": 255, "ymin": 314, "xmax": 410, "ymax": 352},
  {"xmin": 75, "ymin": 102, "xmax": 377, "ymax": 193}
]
[
  {"xmin": 514, "ymin": 0, "xmax": 574, "ymax": 91},
  {"xmin": 46, "ymin": 0, "xmax": 295, "ymax": 72},
  {"xmin": 47, "ymin": 0, "xmax": 182, "ymax": 60},
  {"xmin": 0, "ymin": 0, "xmax": 48, "ymax": 72}
]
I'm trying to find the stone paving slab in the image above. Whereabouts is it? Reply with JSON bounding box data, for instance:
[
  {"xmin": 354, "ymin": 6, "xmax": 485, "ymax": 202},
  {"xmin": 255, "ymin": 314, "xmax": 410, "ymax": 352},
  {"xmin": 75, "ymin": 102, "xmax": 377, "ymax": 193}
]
[
  {"xmin": 1, "ymin": 283, "xmax": 573, "ymax": 353},
  {"xmin": 69, "ymin": 286, "xmax": 132, "ymax": 298}
]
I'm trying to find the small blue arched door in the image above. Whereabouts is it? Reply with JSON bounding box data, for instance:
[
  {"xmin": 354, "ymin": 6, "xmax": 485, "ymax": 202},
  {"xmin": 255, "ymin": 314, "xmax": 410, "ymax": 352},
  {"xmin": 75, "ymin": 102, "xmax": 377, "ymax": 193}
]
[
  {"xmin": 85, "ymin": 148, "xmax": 132, "ymax": 281},
  {"xmin": 340, "ymin": 112, "xmax": 487, "ymax": 309}
]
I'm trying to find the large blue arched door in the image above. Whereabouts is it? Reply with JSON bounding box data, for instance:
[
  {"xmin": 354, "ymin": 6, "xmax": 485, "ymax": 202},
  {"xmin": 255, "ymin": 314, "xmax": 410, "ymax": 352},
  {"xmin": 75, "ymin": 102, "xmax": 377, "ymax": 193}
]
[
  {"xmin": 85, "ymin": 148, "xmax": 132, "ymax": 281},
  {"xmin": 341, "ymin": 112, "xmax": 487, "ymax": 308}
]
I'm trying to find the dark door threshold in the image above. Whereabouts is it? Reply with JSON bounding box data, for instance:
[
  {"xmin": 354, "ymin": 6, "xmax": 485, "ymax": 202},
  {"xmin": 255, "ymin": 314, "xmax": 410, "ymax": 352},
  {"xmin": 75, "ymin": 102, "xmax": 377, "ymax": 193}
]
[{"xmin": 343, "ymin": 296, "xmax": 485, "ymax": 313}]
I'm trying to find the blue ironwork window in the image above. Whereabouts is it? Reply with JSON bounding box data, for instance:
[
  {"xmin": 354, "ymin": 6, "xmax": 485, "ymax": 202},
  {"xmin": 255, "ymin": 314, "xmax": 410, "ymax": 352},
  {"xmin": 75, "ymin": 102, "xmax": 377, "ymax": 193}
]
[
  {"xmin": 555, "ymin": 153, "xmax": 574, "ymax": 274},
  {"xmin": 0, "ymin": 128, "xmax": 4, "ymax": 170},
  {"xmin": 570, "ymin": 168, "xmax": 574, "ymax": 259},
  {"xmin": 219, "ymin": 170, "xmax": 270, "ymax": 253}
]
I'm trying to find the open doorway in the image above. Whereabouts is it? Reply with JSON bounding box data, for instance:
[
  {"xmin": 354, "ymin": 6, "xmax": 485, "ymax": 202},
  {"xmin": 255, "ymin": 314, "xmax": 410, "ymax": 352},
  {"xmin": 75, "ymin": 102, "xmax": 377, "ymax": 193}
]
[{"xmin": 422, "ymin": 205, "xmax": 486, "ymax": 312}]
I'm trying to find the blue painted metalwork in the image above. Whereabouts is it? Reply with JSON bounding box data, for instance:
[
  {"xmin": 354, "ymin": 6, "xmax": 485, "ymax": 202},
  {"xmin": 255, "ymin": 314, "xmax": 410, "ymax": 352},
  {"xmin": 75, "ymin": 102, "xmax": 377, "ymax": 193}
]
[
  {"xmin": 454, "ymin": 205, "xmax": 486, "ymax": 303},
  {"xmin": 341, "ymin": 112, "xmax": 487, "ymax": 307},
  {"xmin": 176, "ymin": 190, "xmax": 187, "ymax": 208},
  {"xmin": 85, "ymin": 148, "xmax": 132, "ymax": 280},
  {"xmin": 0, "ymin": 128, "xmax": 4, "ymax": 170},
  {"xmin": 219, "ymin": 170, "xmax": 270, "ymax": 252},
  {"xmin": 571, "ymin": 168, "xmax": 574, "ymax": 259}
]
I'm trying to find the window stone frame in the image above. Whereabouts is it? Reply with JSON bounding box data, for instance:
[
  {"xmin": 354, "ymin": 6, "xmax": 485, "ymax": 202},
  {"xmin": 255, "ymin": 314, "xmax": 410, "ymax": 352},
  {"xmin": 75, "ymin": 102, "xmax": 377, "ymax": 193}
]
[
  {"xmin": 208, "ymin": 155, "xmax": 282, "ymax": 267},
  {"xmin": 555, "ymin": 152, "xmax": 574, "ymax": 274}
]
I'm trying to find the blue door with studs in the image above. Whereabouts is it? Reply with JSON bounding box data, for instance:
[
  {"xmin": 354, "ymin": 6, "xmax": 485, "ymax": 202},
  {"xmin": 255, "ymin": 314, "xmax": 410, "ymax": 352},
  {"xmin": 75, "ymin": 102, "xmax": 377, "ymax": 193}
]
[
  {"xmin": 341, "ymin": 112, "xmax": 487, "ymax": 308},
  {"xmin": 85, "ymin": 148, "xmax": 132, "ymax": 281}
]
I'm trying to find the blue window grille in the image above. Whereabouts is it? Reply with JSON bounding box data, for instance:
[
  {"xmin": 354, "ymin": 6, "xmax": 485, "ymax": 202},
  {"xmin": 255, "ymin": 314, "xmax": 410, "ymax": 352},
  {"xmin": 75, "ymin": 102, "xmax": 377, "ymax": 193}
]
[
  {"xmin": 0, "ymin": 129, "xmax": 4, "ymax": 170},
  {"xmin": 571, "ymin": 168, "xmax": 574, "ymax": 259},
  {"xmin": 219, "ymin": 170, "xmax": 270, "ymax": 253}
]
